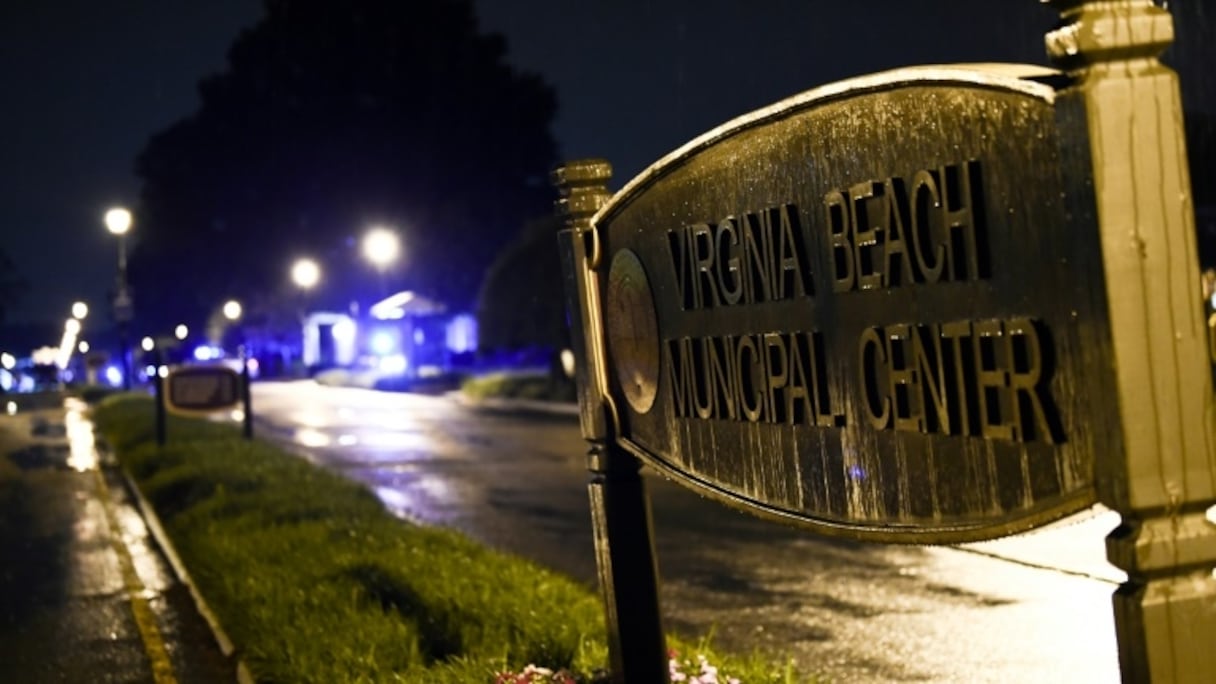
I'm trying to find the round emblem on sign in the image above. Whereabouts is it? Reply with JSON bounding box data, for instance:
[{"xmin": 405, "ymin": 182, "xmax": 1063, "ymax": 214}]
[{"xmin": 605, "ymin": 249, "xmax": 660, "ymax": 414}]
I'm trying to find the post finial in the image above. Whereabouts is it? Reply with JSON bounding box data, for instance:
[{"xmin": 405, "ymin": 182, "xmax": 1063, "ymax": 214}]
[
  {"xmin": 1043, "ymin": 1, "xmax": 1174, "ymax": 69},
  {"xmin": 552, "ymin": 159, "xmax": 613, "ymax": 231}
]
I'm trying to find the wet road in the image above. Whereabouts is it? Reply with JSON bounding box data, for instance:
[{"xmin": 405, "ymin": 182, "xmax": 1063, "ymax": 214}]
[{"xmin": 250, "ymin": 380, "xmax": 1123, "ymax": 683}]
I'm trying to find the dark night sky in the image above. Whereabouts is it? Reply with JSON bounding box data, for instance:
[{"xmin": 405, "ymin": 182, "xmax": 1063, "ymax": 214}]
[{"xmin": 0, "ymin": 1, "xmax": 1209, "ymax": 335}]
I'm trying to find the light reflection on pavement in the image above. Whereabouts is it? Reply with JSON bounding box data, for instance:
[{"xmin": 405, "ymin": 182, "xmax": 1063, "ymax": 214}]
[
  {"xmin": 250, "ymin": 381, "xmax": 1123, "ymax": 683},
  {"xmin": 62, "ymin": 398, "xmax": 176, "ymax": 596},
  {"xmin": 64, "ymin": 404, "xmax": 98, "ymax": 472}
]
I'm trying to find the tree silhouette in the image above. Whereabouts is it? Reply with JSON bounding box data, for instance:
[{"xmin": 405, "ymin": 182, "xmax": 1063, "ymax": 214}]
[
  {"xmin": 130, "ymin": 0, "xmax": 558, "ymax": 334},
  {"xmin": 476, "ymin": 215, "xmax": 575, "ymax": 396},
  {"xmin": 475, "ymin": 215, "xmax": 566, "ymax": 354}
]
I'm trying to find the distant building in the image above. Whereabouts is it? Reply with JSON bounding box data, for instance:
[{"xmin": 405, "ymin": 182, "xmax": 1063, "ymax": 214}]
[{"xmin": 301, "ymin": 291, "xmax": 476, "ymax": 377}]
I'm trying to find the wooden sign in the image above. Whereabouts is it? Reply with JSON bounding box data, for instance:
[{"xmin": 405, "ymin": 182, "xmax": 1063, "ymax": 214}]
[
  {"xmin": 164, "ymin": 365, "xmax": 242, "ymax": 415},
  {"xmin": 590, "ymin": 65, "xmax": 1119, "ymax": 543}
]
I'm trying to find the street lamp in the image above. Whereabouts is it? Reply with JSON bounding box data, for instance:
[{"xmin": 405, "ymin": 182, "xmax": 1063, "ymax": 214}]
[
  {"xmin": 105, "ymin": 206, "xmax": 133, "ymax": 389},
  {"xmin": 221, "ymin": 299, "xmax": 253, "ymax": 432},
  {"xmin": 105, "ymin": 207, "xmax": 131, "ymax": 236},
  {"xmin": 70, "ymin": 301, "xmax": 89, "ymax": 378},
  {"xmin": 175, "ymin": 324, "xmax": 189, "ymax": 341},
  {"xmin": 290, "ymin": 258, "xmax": 321, "ymax": 376},
  {"xmin": 362, "ymin": 227, "xmax": 399, "ymax": 296},
  {"xmin": 291, "ymin": 258, "xmax": 321, "ymax": 290}
]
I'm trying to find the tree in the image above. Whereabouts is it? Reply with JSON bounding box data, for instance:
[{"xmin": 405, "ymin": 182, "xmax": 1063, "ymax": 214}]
[
  {"xmin": 475, "ymin": 215, "xmax": 567, "ymax": 355},
  {"xmin": 476, "ymin": 214, "xmax": 575, "ymax": 398},
  {"xmin": 130, "ymin": 0, "xmax": 559, "ymax": 334}
]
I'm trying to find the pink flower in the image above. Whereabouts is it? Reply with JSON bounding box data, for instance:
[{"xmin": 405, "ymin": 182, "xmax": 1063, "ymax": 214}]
[{"xmin": 494, "ymin": 664, "xmax": 578, "ymax": 684}]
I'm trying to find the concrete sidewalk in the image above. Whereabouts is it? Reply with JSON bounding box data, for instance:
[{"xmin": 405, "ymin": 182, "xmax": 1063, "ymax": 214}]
[{"xmin": 0, "ymin": 392, "xmax": 235, "ymax": 683}]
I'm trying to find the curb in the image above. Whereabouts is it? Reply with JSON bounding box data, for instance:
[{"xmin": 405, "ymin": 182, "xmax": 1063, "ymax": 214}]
[{"xmin": 117, "ymin": 464, "xmax": 256, "ymax": 684}]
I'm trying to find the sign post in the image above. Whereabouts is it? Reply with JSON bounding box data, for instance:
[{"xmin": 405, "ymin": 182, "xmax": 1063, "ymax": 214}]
[
  {"xmin": 560, "ymin": 2, "xmax": 1215, "ymax": 680},
  {"xmin": 240, "ymin": 345, "xmax": 254, "ymax": 440},
  {"xmin": 555, "ymin": 160, "xmax": 668, "ymax": 684},
  {"xmin": 152, "ymin": 347, "xmax": 166, "ymax": 447},
  {"xmin": 1044, "ymin": 2, "xmax": 1216, "ymax": 680}
]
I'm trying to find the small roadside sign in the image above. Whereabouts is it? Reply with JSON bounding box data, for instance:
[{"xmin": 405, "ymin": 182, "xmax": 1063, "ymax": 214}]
[{"xmin": 164, "ymin": 365, "xmax": 242, "ymax": 415}]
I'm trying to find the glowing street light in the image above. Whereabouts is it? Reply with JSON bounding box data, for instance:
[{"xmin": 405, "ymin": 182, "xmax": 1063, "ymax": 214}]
[
  {"xmin": 104, "ymin": 207, "xmax": 132, "ymax": 236},
  {"xmin": 78, "ymin": 341, "xmax": 90, "ymax": 354},
  {"xmin": 141, "ymin": 337, "xmax": 155, "ymax": 352},
  {"xmin": 72, "ymin": 301, "xmax": 88, "ymax": 319},
  {"xmin": 65, "ymin": 318, "xmax": 81, "ymax": 335},
  {"xmin": 289, "ymin": 258, "xmax": 321, "ymax": 374},
  {"xmin": 362, "ymin": 227, "xmax": 400, "ymax": 269},
  {"xmin": 105, "ymin": 206, "xmax": 134, "ymax": 389},
  {"xmin": 223, "ymin": 300, "xmax": 242, "ymax": 321},
  {"xmin": 175, "ymin": 324, "xmax": 189, "ymax": 340},
  {"xmin": 362, "ymin": 227, "xmax": 400, "ymax": 296},
  {"xmin": 291, "ymin": 258, "xmax": 321, "ymax": 290},
  {"xmin": 104, "ymin": 207, "xmax": 133, "ymax": 285}
]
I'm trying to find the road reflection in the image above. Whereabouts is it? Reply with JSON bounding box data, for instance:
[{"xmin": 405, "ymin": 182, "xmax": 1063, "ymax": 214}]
[
  {"xmin": 250, "ymin": 381, "xmax": 1125, "ymax": 683},
  {"xmin": 294, "ymin": 427, "xmax": 330, "ymax": 448},
  {"xmin": 64, "ymin": 398, "xmax": 97, "ymax": 472}
]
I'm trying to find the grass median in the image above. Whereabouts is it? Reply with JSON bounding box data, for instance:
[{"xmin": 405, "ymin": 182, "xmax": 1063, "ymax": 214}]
[
  {"xmin": 461, "ymin": 371, "xmax": 575, "ymax": 403},
  {"xmin": 91, "ymin": 393, "xmax": 805, "ymax": 683}
]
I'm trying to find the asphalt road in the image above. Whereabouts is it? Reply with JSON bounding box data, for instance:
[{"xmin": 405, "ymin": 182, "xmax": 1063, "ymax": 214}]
[{"xmin": 248, "ymin": 380, "xmax": 1123, "ymax": 683}]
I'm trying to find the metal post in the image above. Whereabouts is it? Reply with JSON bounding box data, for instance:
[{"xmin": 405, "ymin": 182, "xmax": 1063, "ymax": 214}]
[
  {"xmin": 588, "ymin": 442, "xmax": 667, "ymax": 683},
  {"xmin": 153, "ymin": 347, "xmax": 166, "ymax": 446},
  {"xmin": 240, "ymin": 344, "xmax": 253, "ymax": 440},
  {"xmin": 115, "ymin": 234, "xmax": 132, "ymax": 391},
  {"xmin": 1045, "ymin": 2, "xmax": 1216, "ymax": 681},
  {"xmin": 118, "ymin": 323, "xmax": 131, "ymax": 391},
  {"xmin": 555, "ymin": 159, "xmax": 668, "ymax": 683}
]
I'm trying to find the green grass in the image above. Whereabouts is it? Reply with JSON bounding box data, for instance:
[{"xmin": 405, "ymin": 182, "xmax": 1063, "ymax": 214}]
[
  {"xmin": 91, "ymin": 393, "xmax": 808, "ymax": 683},
  {"xmin": 461, "ymin": 371, "xmax": 575, "ymax": 403},
  {"xmin": 74, "ymin": 384, "xmax": 121, "ymax": 404}
]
